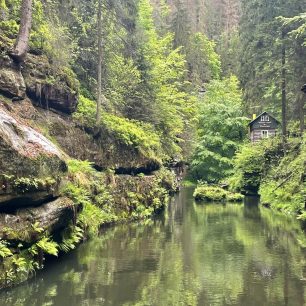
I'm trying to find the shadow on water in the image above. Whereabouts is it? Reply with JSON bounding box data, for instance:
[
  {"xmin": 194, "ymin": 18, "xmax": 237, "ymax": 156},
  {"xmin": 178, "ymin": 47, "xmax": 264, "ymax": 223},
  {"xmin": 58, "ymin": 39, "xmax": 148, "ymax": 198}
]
[
  {"xmin": 1, "ymin": 188, "xmax": 306, "ymax": 306},
  {"xmin": 243, "ymin": 195, "xmax": 261, "ymax": 220}
]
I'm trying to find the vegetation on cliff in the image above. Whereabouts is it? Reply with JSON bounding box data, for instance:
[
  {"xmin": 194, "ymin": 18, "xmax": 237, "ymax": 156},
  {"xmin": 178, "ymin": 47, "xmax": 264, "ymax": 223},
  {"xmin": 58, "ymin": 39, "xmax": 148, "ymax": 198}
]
[{"xmin": 229, "ymin": 136, "xmax": 305, "ymax": 216}]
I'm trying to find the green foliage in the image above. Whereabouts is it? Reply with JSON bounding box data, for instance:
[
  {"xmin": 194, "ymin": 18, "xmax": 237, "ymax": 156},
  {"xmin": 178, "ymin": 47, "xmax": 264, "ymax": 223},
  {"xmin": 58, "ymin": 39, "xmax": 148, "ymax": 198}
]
[
  {"xmin": 193, "ymin": 184, "xmax": 243, "ymax": 202},
  {"xmin": 278, "ymin": 13, "xmax": 306, "ymax": 45},
  {"xmin": 229, "ymin": 135, "xmax": 305, "ymax": 216},
  {"xmin": 259, "ymin": 137, "xmax": 306, "ymax": 215},
  {"xmin": 74, "ymin": 95, "xmax": 163, "ymax": 161},
  {"xmin": 0, "ymin": 240, "xmax": 12, "ymax": 259},
  {"xmin": 63, "ymin": 162, "xmax": 118, "ymax": 237},
  {"xmin": 136, "ymin": 0, "xmax": 197, "ymax": 158},
  {"xmin": 239, "ymin": 0, "xmax": 305, "ymax": 118},
  {"xmin": 59, "ymin": 225, "xmax": 84, "ymax": 253},
  {"xmin": 190, "ymin": 76, "xmax": 248, "ymax": 183},
  {"xmin": 186, "ymin": 32, "xmax": 221, "ymax": 84},
  {"xmin": 13, "ymin": 177, "xmax": 55, "ymax": 192},
  {"xmin": 103, "ymin": 113, "xmax": 162, "ymax": 160},
  {"xmin": 78, "ymin": 202, "xmax": 115, "ymax": 237},
  {"xmin": 194, "ymin": 185, "xmax": 227, "ymax": 201},
  {"xmin": 35, "ymin": 237, "xmax": 59, "ymax": 257},
  {"xmin": 67, "ymin": 159, "xmax": 95, "ymax": 176},
  {"xmin": 229, "ymin": 137, "xmax": 284, "ymax": 195},
  {"xmin": 73, "ymin": 95, "xmax": 96, "ymax": 127},
  {"xmin": 0, "ymin": 175, "xmax": 56, "ymax": 194},
  {"xmin": 229, "ymin": 143, "xmax": 266, "ymax": 194}
]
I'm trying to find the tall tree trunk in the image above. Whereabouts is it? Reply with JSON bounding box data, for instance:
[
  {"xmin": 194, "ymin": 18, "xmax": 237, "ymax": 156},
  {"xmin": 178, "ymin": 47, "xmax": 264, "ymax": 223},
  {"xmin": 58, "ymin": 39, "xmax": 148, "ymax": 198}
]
[
  {"xmin": 96, "ymin": 0, "xmax": 103, "ymax": 124},
  {"xmin": 298, "ymin": 93, "xmax": 305, "ymax": 135},
  {"xmin": 11, "ymin": 0, "xmax": 32, "ymax": 63},
  {"xmin": 301, "ymin": 84, "xmax": 306, "ymax": 134},
  {"xmin": 281, "ymin": 30, "xmax": 287, "ymax": 145}
]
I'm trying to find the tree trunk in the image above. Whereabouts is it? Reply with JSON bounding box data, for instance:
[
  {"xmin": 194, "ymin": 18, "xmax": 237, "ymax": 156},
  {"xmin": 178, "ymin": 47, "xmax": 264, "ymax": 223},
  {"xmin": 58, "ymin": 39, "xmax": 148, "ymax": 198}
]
[
  {"xmin": 281, "ymin": 30, "xmax": 287, "ymax": 145},
  {"xmin": 299, "ymin": 91, "xmax": 305, "ymax": 135},
  {"xmin": 301, "ymin": 84, "xmax": 306, "ymax": 135},
  {"xmin": 11, "ymin": 0, "xmax": 32, "ymax": 63},
  {"xmin": 96, "ymin": 0, "xmax": 103, "ymax": 124}
]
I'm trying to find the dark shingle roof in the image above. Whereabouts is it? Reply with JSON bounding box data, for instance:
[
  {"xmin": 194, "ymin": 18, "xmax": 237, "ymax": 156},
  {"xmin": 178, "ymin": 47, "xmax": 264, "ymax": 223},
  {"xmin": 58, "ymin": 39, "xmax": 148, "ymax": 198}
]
[{"xmin": 248, "ymin": 111, "xmax": 280, "ymax": 126}]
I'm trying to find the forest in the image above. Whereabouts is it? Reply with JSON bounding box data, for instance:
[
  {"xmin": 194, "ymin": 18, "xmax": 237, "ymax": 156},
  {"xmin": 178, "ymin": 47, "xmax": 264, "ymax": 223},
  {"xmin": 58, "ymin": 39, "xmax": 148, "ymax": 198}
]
[{"xmin": 0, "ymin": 0, "xmax": 305, "ymax": 299}]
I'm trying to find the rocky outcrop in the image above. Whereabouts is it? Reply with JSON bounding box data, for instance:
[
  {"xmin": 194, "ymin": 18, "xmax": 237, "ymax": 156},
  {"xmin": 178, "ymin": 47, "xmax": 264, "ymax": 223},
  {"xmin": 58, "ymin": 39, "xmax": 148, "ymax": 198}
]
[
  {"xmin": 5, "ymin": 100, "xmax": 160, "ymax": 172},
  {"xmin": 0, "ymin": 54, "xmax": 26, "ymax": 99},
  {"xmin": 0, "ymin": 37, "xmax": 78, "ymax": 114},
  {"xmin": 22, "ymin": 53, "xmax": 78, "ymax": 114},
  {"xmin": 0, "ymin": 107, "xmax": 67, "ymax": 208},
  {"xmin": 39, "ymin": 112, "xmax": 161, "ymax": 172},
  {"xmin": 0, "ymin": 197, "xmax": 76, "ymax": 244}
]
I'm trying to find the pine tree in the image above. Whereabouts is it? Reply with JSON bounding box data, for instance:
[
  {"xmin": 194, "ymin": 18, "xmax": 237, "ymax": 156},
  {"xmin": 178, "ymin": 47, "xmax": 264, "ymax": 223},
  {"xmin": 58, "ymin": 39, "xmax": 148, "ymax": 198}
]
[{"xmin": 238, "ymin": 0, "xmax": 305, "ymax": 125}]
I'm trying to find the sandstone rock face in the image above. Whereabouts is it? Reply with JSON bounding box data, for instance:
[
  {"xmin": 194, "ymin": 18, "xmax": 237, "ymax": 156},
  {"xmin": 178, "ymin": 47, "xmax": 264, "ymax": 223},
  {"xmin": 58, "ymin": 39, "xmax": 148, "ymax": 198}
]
[
  {"xmin": 22, "ymin": 53, "xmax": 78, "ymax": 114},
  {"xmin": 46, "ymin": 115, "xmax": 161, "ymax": 172},
  {"xmin": 0, "ymin": 55, "xmax": 26, "ymax": 99},
  {"xmin": 0, "ymin": 197, "xmax": 76, "ymax": 243},
  {"xmin": 0, "ymin": 38, "xmax": 78, "ymax": 114},
  {"xmin": 0, "ymin": 108, "xmax": 67, "ymax": 208}
]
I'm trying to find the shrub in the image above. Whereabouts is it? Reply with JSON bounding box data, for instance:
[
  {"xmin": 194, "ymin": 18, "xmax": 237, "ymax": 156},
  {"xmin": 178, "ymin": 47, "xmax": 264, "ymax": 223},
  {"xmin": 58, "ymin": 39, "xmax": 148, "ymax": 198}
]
[
  {"xmin": 193, "ymin": 184, "xmax": 244, "ymax": 202},
  {"xmin": 193, "ymin": 185, "xmax": 227, "ymax": 201}
]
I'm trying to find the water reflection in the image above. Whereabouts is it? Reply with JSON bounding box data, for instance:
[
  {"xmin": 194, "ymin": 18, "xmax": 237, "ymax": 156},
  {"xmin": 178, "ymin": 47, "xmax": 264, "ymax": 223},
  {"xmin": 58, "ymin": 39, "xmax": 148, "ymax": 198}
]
[{"xmin": 1, "ymin": 188, "xmax": 306, "ymax": 305}]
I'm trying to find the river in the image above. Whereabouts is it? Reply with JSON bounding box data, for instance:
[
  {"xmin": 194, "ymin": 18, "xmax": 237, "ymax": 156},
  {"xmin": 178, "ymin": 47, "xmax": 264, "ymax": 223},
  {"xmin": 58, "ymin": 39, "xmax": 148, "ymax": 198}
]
[{"xmin": 1, "ymin": 187, "xmax": 306, "ymax": 306}]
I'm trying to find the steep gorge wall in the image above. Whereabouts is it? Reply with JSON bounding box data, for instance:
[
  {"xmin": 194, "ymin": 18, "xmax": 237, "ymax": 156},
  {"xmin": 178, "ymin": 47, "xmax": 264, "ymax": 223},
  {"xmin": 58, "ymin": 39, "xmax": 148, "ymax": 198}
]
[{"xmin": 0, "ymin": 40, "xmax": 176, "ymax": 289}]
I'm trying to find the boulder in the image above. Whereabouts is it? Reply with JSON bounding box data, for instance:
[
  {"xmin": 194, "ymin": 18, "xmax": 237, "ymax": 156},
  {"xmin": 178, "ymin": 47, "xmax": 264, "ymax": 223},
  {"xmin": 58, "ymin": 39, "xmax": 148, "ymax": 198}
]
[
  {"xmin": 0, "ymin": 197, "xmax": 76, "ymax": 243},
  {"xmin": 0, "ymin": 108, "xmax": 67, "ymax": 209}
]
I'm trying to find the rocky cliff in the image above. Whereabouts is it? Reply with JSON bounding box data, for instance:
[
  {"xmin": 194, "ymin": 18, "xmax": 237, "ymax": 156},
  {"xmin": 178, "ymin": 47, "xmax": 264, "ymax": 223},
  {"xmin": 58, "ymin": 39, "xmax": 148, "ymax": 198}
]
[{"xmin": 0, "ymin": 40, "xmax": 176, "ymax": 289}]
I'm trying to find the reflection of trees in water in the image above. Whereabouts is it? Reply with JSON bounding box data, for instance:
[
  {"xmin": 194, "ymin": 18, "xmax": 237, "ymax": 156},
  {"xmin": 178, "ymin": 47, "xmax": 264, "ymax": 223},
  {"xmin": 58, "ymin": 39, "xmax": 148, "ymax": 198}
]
[{"xmin": 1, "ymin": 190, "xmax": 306, "ymax": 305}]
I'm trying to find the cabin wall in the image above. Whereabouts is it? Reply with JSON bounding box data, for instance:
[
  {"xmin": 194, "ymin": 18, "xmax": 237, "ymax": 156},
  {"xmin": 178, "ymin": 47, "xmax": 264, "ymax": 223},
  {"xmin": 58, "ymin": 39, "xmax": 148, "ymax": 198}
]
[{"xmin": 251, "ymin": 128, "xmax": 277, "ymax": 142}]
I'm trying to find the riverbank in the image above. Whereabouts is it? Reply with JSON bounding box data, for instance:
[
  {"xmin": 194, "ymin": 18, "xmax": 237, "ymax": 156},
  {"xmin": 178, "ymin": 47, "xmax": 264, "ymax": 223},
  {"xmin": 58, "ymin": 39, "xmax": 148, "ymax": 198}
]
[
  {"xmin": 228, "ymin": 136, "xmax": 306, "ymax": 217},
  {"xmin": 0, "ymin": 40, "xmax": 180, "ymax": 289},
  {"xmin": 191, "ymin": 136, "xmax": 305, "ymax": 219},
  {"xmin": 0, "ymin": 156, "xmax": 177, "ymax": 290}
]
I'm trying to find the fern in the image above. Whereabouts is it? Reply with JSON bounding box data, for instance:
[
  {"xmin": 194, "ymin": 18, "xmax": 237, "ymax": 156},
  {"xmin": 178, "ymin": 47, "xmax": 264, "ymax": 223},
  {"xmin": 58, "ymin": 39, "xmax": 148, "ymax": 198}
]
[
  {"xmin": 0, "ymin": 240, "xmax": 12, "ymax": 259},
  {"xmin": 35, "ymin": 237, "xmax": 59, "ymax": 257},
  {"xmin": 59, "ymin": 226, "xmax": 84, "ymax": 253}
]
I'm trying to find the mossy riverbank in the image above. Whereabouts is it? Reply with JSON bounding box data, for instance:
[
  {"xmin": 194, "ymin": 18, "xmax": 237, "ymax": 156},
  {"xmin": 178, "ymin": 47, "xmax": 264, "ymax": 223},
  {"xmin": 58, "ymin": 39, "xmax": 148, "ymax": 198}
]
[
  {"xmin": 0, "ymin": 159, "xmax": 177, "ymax": 290},
  {"xmin": 229, "ymin": 136, "xmax": 305, "ymax": 216}
]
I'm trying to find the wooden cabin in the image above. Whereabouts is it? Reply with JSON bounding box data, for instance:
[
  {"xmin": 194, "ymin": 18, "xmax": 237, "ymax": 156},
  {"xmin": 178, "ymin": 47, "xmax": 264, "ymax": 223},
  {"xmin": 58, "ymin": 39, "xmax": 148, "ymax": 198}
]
[{"xmin": 249, "ymin": 112, "xmax": 280, "ymax": 143}]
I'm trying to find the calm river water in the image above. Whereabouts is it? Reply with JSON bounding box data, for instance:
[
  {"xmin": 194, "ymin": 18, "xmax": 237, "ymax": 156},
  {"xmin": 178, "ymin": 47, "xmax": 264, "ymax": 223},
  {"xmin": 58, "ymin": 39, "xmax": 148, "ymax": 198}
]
[{"xmin": 1, "ymin": 187, "xmax": 306, "ymax": 306}]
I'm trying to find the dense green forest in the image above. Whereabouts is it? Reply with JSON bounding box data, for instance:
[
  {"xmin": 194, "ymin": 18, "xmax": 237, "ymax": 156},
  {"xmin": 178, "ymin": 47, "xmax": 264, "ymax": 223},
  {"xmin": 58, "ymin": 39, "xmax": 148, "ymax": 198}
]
[{"xmin": 0, "ymin": 0, "xmax": 305, "ymax": 291}]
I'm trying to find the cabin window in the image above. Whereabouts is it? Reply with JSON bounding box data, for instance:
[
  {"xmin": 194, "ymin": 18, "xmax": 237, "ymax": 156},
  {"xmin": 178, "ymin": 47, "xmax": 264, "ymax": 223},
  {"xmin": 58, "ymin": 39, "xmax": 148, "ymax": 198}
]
[
  {"xmin": 261, "ymin": 130, "xmax": 269, "ymax": 138},
  {"xmin": 261, "ymin": 115, "xmax": 270, "ymax": 122}
]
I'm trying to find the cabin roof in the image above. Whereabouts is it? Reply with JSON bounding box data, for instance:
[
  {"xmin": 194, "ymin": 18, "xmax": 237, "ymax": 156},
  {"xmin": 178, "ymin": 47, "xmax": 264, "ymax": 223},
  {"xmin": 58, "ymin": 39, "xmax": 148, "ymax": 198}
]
[{"xmin": 248, "ymin": 111, "xmax": 280, "ymax": 127}]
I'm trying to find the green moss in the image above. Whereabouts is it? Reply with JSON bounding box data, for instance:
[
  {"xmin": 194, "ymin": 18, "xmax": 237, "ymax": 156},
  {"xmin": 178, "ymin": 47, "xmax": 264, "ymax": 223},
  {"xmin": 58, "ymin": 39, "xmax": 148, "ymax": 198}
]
[
  {"xmin": 0, "ymin": 174, "xmax": 57, "ymax": 194},
  {"xmin": 73, "ymin": 95, "xmax": 164, "ymax": 162}
]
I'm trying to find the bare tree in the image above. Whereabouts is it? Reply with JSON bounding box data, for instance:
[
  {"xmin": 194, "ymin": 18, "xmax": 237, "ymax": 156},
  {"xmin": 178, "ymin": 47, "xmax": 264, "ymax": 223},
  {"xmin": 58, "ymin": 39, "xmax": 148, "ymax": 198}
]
[{"xmin": 11, "ymin": 0, "xmax": 32, "ymax": 63}]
